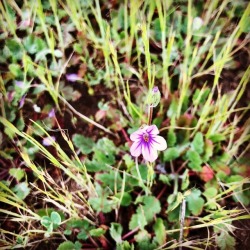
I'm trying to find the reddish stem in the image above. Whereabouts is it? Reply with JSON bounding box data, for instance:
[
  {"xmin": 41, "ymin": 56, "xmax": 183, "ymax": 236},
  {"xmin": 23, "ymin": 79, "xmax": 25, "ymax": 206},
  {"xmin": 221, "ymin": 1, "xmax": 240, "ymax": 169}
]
[
  {"xmin": 122, "ymin": 227, "xmax": 139, "ymax": 240},
  {"xmin": 157, "ymin": 185, "xmax": 167, "ymax": 200}
]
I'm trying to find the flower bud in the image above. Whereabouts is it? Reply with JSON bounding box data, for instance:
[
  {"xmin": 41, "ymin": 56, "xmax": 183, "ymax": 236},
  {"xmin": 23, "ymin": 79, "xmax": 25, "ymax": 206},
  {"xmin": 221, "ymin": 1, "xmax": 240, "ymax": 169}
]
[{"xmin": 147, "ymin": 86, "xmax": 161, "ymax": 108}]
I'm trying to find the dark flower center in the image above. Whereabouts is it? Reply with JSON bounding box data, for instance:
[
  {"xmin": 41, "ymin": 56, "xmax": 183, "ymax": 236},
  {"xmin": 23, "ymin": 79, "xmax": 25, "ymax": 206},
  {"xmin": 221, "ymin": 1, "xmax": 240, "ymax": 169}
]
[{"xmin": 143, "ymin": 132, "xmax": 149, "ymax": 142}]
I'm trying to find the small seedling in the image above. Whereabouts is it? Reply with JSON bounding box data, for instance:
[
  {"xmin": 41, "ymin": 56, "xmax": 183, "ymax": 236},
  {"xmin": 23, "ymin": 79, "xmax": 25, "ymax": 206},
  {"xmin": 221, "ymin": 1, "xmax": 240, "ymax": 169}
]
[{"xmin": 41, "ymin": 211, "xmax": 61, "ymax": 237}]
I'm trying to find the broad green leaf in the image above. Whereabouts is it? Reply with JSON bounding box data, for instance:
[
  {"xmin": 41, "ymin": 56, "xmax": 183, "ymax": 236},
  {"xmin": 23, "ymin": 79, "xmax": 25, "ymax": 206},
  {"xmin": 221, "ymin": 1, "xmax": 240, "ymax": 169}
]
[
  {"xmin": 186, "ymin": 150, "xmax": 202, "ymax": 171},
  {"xmin": 77, "ymin": 230, "xmax": 89, "ymax": 240},
  {"xmin": 9, "ymin": 64, "xmax": 23, "ymax": 78},
  {"xmin": 51, "ymin": 211, "xmax": 61, "ymax": 225},
  {"xmin": 192, "ymin": 132, "xmax": 204, "ymax": 154},
  {"xmin": 163, "ymin": 147, "xmax": 180, "ymax": 161},
  {"xmin": 85, "ymin": 159, "xmax": 107, "ymax": 172},
  {"xmin": 208, "ymin": 134, "xmax": 226, "ymax": 143},
  {"xmin": 23, "ymin": 35, "xmax": 46, "ymax": 54},
  {"xmin": 9, "ymin": 168, "xmax": 25, "ymax": 181},
  {"xmin": 129, "ymin": 213, "xmax": 147, "ymax": 230},
  {"xmin": 12, "ymin": 182, "xmax": 30, "ymax": 200},
  {"xmin": 202, "ymin": 139, "xmax": 214, "ymax": 162},
  {"xmin": 153, "ymin": 218, "xmax": 166, "ymax": 245},
  {"xmin": 130, "ymin": 164, "xmax": 148, "ymax": 183},
  {"xmin": 159, "ymin": 174, "xmax": 171, "ymax": 185},
  {"xmin": 57, "ymin": 241, "xmax": 76, "ymax": 250},
  {"xmin": 117, "ymin": 241, "xmax": 134, "ymax": 250},
  {"xmin": 89, "ymin": 197, "xmax": 117, "ymax": 213},
  {"xmin": 72, "ymin": 134, "xmax": 94, "ymax": 154},
  {"xmin": 167, "ymin": 192, "xmax": 183, "ymax": 212},
  {"xmin": 186, "ymin": 189, "xmax": 204, "ymax": 215},
  {"xmin": 89, "ymin": 228, "xmax": 105, "ymax": 237},
  {"xmin": 181, "ymin": 169, "xmax": 190, "ymax": 190},
  {"xmin": 41, "ymin": 216, "xmax": 52, "ymax": 228},
  {"xmin": 96, "ymin": 172, "xmax": 122, "ymax": 191},
  {"xmin": 216, "ymin": 232, "xmax": 236, "ymax": 250},
  {"xmin": 134, "ymin": 229, "xmax": 151, "ymax": 242},
  {"xmin": 167, "ymin": 129, "xmax": 177, "ymax": 147},
  {"xmin": 116, "ymin": 192, "xmax": 132, "ymax": 206},
  {"xmin": 6, "ymin": 39, "xmax": 23, "ymax": 60},
  {"xmin": 110, "ymin": 223, "xmax": 123, "ymax": 243},
  {"xmin": 203, "ymin": 187, "xmax": 217, "ymax": 199},
  {"xmin": 93, "ymin": 150, "xmax": 115, "ymax": 165},
  {"xmin": 123, "ymin": 154, "xmax": 135, "ymax": 170},
  {"xmin": 136, "ymin": 196, "xmax": 161, "ymax": 223},
  {"xmin": 167, "ymin": 99, "xmax": 178, "ymax": 118}
]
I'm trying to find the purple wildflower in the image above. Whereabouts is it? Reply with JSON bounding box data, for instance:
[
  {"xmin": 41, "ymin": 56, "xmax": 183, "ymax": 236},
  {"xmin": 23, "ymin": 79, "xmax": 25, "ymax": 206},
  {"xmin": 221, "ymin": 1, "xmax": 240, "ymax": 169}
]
[
  {"xmin": 152, "ymin": 86, "xmax": 159, "ymax": 93},
  {"xmin": 42, "ymin": 136, "xmax": 56, "ymax": 146},
  {"xmin": 15, "ymin": 81, "xmax": 25, "ymax": 88},
  {"xmin": 48, "ymin": 108, "xmax": 55, "ymax": 118},
  {"xmin": 66, "ymin": 74, "xmax": 81, "ymax": 82},
  {"xmin": 130, "ymin": 125, "xmax": 167, "ymax": 163},
  {"xmin": 19, "ymin": 94, "xmax": 26, "ymax": 108}
]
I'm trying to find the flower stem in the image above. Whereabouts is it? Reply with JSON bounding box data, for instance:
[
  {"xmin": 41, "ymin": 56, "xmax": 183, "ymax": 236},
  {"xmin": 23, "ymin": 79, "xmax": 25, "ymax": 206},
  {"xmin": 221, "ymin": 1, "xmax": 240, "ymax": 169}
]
[
  {"xmin": 135, "ymin": 157, "xmax": 148, "ymax": 193},
  {"xmin": 147, "ymin": 105, "xmax": 153, "ymax": 125},
  {"xmin": 147, "ymin": 162, "xmax": 154, "ymax": 191}
]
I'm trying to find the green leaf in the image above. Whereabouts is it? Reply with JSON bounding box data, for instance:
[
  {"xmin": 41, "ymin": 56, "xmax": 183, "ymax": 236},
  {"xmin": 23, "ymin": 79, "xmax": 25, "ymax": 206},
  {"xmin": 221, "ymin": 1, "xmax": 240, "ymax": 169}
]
[
  {"xmin": 50, "ymin": 211, "xmax": 61, "ymax": 225},
  {"xmin": 181, "ymin": 169, "xmax": 190, "ymax": 190},
  {"xmin": 226, "ymin": 175, "xmax": 244, "ymax": 183},
  {"xmin": 136, "ymin": 196, "xmax": 161, "ymax": 223},
  {"xmin": 9, "ymin": 168, "xmax": 25, "ymax": 181},
  {"xmin": 9, "ymin": 64, "xmax": 23, "ymax": 78},
  {"xmin": 96, "ymin": 172, "xmax": 122, "ymax": 191},
  {"xmin": 123, "ymin": 154, "xmax": 134, "ymax": 170},
  {"xmin": 130, "ymin": 164, "xmax": 148, "ymax": 183},
  {"xmin": 186, "ymin": 150, "xmax": 202, "ymax": 171},
  {"xmin": 23, "ymin": 35, "xmax": 47, "ymax": 54},
  {"xmin": 192, "ymin": 132, "xmax": 204, "ymax": 154},
  {"xmin": 159, "ymin": 174, "xmax": 171, "ymax": 185},
  {"xmin": 202, "ymin": 139, "xmax": 214, "ymax": 162},
  {"xmin": 85, "ymin": 159, "xmax": 107, "ymax": 172},
  {"xmin": 12, "ymin": 182, "xmax": 30, "ymax": 200},
  {"xmin": 208, "ymin": 134, "xmax": 226, "ymax": 143},
  {"xmin": 95, "ymin": 138, "xmax": 117, "ymax": 154},
  {"xmin": 110, "ymin": 223, "xmax": 123, "ymax": 243},
  {"xmin": 134, "ymin": 229, "xmax": 151, "ymax": 243},
  {"xmin": 186, "ymin": 189, "xmax": 204, "ymax": 215},
  {"xmin": 6, "ymin": 39, "xmax": 23, "ymax": 60},
  {"xmin": 77, "ymin": 229, "xmax": 89, "ymax": 240},
  {"xmin": 57, "ymin": 241, "xmax": 75, "ymax": 250},
  {"xmin": 163, "ymin": 147, "xmax": 180, "ymax": 162},
  {"xmin": 167, "ymin": 129, "xmax": 177, "ymax": 147},
  {"xmin": 167, "ymin": 192, "xmax": 183, "ymax": 212},
  {"xmin": 117, "ymin": 241, "xmax": 134, "ymax": 250},
  {"xmin": 41, "ymin": 216, "xmax": 52, "ymax": 229},
  {"xmin": 153, "ymin": 218, "xmax": 166, "ymax": 245},
  {"xmin": 116, "ymin": 192, "xmax": 132, "ymax": 206},
  {"xmin": 167, "ymin": 99, "xmax": 178, "ymax": 118},
  {"xmin": 129, "ymin": 213, "xmax": 147, "ymax": 230},
  {"xmin": 89, "ymin": 228, "xmax": 105, "ymax": 237},
  {"xmin": 93, "ymin": 150, "xmax": 115, "ymax": 165},
  {"xmin": 72, "ymin": 134, "xmax": 94, "ymax": 154},
  {"xmin": 203, "ymin": 187, "xmax": 217, "ymax": 199},
  {"xmin": 89, "ymin": 197, "xmax": 117, "ymax": 213},
  {"xmin": 216, "ymin": 232, "xmax": 236, "ymax": 250}
]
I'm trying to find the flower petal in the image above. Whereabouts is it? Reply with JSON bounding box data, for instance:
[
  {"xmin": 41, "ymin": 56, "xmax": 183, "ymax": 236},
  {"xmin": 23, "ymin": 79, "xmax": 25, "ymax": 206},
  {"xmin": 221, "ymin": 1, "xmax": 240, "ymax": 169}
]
[
  {"xmin": 130, "ymin": 127, "xmax": 148, "ymax": 141},
  {"xmin": 130, "ymin": 140, "xmax": 142, "ymax": 157},
  {"xmin": 151, "ymin": 135, "xmax": 167, "ymax": 151},
  {"xmin": 142, "ymin": 142, "xmax": 158, "ymax": 162},
  {"xmin": 146, "ymin": 125, "xmax": 159, "ymax": 135}
]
